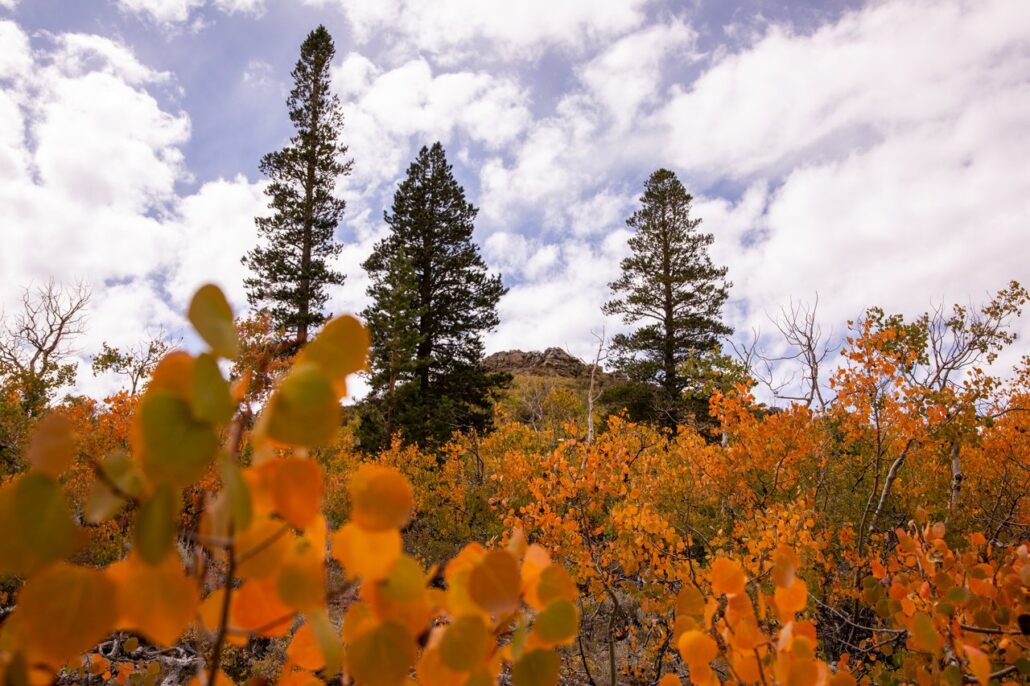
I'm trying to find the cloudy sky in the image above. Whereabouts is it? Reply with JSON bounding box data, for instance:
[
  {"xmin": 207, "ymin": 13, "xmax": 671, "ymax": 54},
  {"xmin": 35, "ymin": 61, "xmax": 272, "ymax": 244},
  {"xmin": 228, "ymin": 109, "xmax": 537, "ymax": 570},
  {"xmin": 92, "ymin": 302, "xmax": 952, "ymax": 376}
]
[{"xmin": 2, "ymin": 0, "xmax": 1028, "ymax": 400}]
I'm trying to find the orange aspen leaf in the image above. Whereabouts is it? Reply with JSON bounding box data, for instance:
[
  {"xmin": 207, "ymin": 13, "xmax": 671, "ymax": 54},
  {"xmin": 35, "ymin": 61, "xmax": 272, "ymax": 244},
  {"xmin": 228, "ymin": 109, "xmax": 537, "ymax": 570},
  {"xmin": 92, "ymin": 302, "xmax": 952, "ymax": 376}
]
[
  {"xmin": 468, "ymin": 549, "xmax": 521, "ymax": 616},
  {"xmin": 774, "ymin": 579, "xmax": 808, "ymax": 616},
  {"xmin": 107, "ymin": 552, "xmax": 200, "ymax": 646},
  {"xmin": 231, "ymin": 579, "xmax": 293, "ymax": 637},
  {"xmin": 349, "ymin": 464, "xmax": 414, "ymax": 531},
  {"xmin": 962, "ymin": 644, "xmax": 990, "ymax": 686},
  {"xmin": 26, "ymin": 413, "xmax": 75, "ymax": 477},
  {"xmin": 13, "ymin": 563, "xmax": 118, "ymax": 668},
  {"xmin": 270, "ymin": 457, "xmax": 324, "ymax": 530},
  {"xmin": 710, "ymin": 557, "xmax": 746, "ymax": 596},
  {"xmin": 332, "ymin": 522, "xmax": 401, "ymax": 581}
]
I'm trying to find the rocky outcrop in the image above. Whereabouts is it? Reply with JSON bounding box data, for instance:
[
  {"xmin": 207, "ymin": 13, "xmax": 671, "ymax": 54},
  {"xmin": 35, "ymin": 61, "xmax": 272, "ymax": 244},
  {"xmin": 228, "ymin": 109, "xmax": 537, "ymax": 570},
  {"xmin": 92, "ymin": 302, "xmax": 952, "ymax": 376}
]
[{"xmin": 483, "ymin": 347, "xmax": 595, "ymax": 379}]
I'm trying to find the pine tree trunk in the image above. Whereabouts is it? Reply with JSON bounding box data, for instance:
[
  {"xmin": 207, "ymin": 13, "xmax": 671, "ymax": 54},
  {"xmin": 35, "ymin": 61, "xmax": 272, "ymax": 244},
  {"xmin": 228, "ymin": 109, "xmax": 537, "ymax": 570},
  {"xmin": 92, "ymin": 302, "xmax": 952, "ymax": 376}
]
[
  {"xmin": 297, "ymin": 68, "xmax": 322, "ymax": 346},
  {"xmin": 661, "ymin": 205, "xmax": 677, "ymax": 428}
]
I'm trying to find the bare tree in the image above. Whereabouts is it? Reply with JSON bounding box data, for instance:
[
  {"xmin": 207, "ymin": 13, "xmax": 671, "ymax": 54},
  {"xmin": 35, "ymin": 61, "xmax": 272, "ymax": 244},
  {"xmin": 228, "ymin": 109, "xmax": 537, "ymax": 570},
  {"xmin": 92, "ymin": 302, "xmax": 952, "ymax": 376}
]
[
  {"xmin": 729, "ymin": 295, "xmax": 836, "ymax": 410},
  {"xmin": 586, "ymin": 326, "xmax": 609, "ymax": 445},
  {"xmin": 0, "ymin": 279, "xmax": 91, "ymax": 414}
]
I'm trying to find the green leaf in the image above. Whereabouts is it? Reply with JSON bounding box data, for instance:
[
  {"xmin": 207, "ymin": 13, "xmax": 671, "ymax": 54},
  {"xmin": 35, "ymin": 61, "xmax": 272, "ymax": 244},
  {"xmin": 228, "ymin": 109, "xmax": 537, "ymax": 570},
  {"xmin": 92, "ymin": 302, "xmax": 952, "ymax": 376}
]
[
  {"xmin": 348, "ymin": 621, "xmax": 415, "ymax": 686},
  {"xmin": 511, "ymin": 649, "xmax": 560, "ymax": 686},
  {"xmin": 305, "ymin": 609, "xmax": 342, "ymax": 677},
  {"xmin": 192, "ymin": 353, "xmax": 235, "ymax": 425},
  {"xmin": 440, "ymin": 615, "xmax": 488, "ymax": 672},
  {"xmin": 15, "ymin": 473, "xmax": 79, "ymax": 568},
  {"xmin": 941, "ymin": 664, "xmax": 962, "ymax": 686},
  {"xmin": 135, "ymin": 484, "xmax": 177, "ymax": 565},
  {"xmin": 533, "ymin": 599, "xmax": 577, "ymax": 644},
  {"xmin": 264, "ymin": 364, "xmax": 339, "ymax": 447},
  {"xmin": 220, "ymin": 457, "xmax": 252, "ymax": 532},
  {"xmin": 188, "ymin": 284, "xmax": 238, "ymax": 359},
  {"xmin": 911, "ymin": 612, "xmax": 939, "ymax": 656},
  {"xmin": 140, "ymin": 391, "xmax": 219, "ymax": 486}
]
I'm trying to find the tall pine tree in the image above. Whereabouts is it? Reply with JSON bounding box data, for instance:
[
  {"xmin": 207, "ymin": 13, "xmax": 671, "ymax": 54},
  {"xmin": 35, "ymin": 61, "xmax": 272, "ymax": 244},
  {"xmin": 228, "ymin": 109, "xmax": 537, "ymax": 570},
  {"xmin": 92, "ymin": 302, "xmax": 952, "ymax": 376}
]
[
  {"xmin": 603, "ymin": 168, "xmax": 732, "ymax": 429},
  {"xmin": 242, "ymin": 26, "xmax": 351, "ymax": 347},
  {"xmin": 360, "ymin": 143, "xmax": 508, "ymax": 450}
]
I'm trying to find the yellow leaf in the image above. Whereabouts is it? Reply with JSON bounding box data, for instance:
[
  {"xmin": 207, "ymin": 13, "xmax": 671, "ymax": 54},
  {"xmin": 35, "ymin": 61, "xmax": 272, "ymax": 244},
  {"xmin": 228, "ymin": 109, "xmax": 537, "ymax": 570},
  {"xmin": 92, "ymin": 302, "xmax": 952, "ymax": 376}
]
[
  {"xmin": 535, "ymin": 565, "xmax": 577, "ymax": 607},
  {"xmin": 677, "ymin": 586, "xmax": 706, "ymax": 618},
  {"xmin": 148, "ymin": 351, "xmax": 195, "ymax": 398},
  {"xmin": 380, "ymin": 555, "xmax": 427, "ymax": 604},
  {"xmin": 440, "ymin": 615, "xmax": 489, "ymax": 672},
  {"xmin": 188, "ymin": 284, "xmax": 238, "ymax": 359},
  {"xmin": 521, "ymin": 544, "xmax": 551, "ymax": 609},
  {"xmin": 305, "ymin": 609, "xmax": 342, "ymax": 677},
  {"xmin": 349, "ymin": 464, "xmax": 413, "ymax": 532},
  {"xmin": 26, "ymin": 413, "xmax": 75, "ymax": 477},
  {"xmin": 332, "ymin": 522, "xmax": 401, "ymax": 581},
  {"xmin": 296, "ymin": 315, "xmax": 369, "ymax": 397},
  {"xmin": 277, "ymin": 537, "xmax": 325, "ymax": 612},
  {"xmin": 108, "ymin": 553, "xmax": 200, "ymax": 646},
  {"xmin": 264, "ymin": 364, "xmax": 339, "ymax": 447},
  {"xmin": 14, "ymin": 563, "xmax": 117, "ymax": 668},
  {"xmin": 468, "ymin": 549, "xmax": 521, "ymax": 616}
]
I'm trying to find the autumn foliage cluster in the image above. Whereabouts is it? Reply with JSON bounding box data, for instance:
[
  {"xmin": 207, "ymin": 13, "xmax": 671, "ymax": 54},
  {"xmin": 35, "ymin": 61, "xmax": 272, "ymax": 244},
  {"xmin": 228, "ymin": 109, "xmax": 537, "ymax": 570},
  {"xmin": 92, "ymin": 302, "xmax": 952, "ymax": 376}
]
[{"xmin": 0, "ymin": 282, "xmax": 1028, "ymax": 686}]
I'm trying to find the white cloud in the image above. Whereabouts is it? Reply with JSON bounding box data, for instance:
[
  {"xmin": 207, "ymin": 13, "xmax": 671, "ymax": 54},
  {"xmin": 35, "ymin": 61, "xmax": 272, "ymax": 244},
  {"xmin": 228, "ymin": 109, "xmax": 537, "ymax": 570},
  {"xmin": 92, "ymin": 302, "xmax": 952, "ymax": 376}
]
[
  {"xmin": 487, "ymin": 231, "xmax": 631, "ymax": 362},
  {"xmin": 331, "ymin": 52, "xmax": 531, "ymax": 226},
  {"xmin": 0, "ymin": 20, "xmax": 31, "ymax": 80},
  {"xmin": 213, "ymin": 0, "xmax": 264, "ymax": 15},
  {"xmin": 306, "ymin": 0, "xmax": 653, "ymax": 62},
  {"xmin": 114, "ymin": 0, "xmax": 264, "ymax": 25},
  {"xmin": 580, "ymin": 20, "xmax": 697, "ymax": 129},
  {"xmin": 658, "ymin": 0, "xmax": 1030, "ymax": 180},
  {"xmin": 0, "ymin": 0, "xmax": 18, "ymax": 10},
  {"xmin": 0, "ymin": 21, "xmax": 266, "ymax": 398},
  {"xmin": 52, "ymin": 32, "xmax": 171, "ymax": 84},
  {"xmin": 242, "ymin": 58, "xmax": 274, "ymax": 87},
  {"xmin": 116, "ymin": 0, "xmax": 205, "ymax": 24}
]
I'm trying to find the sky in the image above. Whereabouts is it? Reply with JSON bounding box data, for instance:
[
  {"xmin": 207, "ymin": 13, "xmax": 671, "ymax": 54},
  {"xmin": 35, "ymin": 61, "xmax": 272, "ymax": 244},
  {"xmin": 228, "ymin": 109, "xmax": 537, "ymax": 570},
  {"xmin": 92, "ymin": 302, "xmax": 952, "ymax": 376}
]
[{"xmin": 1, "ymin": 0, "xmax": 1029, "ymax": 401}]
